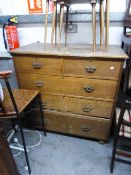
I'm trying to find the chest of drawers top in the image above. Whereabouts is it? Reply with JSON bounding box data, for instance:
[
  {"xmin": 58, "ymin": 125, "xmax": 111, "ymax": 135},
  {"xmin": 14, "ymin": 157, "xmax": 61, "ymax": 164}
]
[{"xmin": 10, "ymin": 43, "xmax": 128, "ymax": 59}]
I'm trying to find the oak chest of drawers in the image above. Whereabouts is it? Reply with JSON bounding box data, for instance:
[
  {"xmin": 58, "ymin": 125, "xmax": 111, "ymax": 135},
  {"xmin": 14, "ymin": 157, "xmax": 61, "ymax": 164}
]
[{"xmin": 11, "ymin": 43, "xmax": 128, "ymax": 141}]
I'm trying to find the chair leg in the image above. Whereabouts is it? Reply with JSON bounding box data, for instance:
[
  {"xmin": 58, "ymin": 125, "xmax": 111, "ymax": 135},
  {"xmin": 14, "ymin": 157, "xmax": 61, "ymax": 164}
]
[
  {"xmin": 17, "ymin": 114, "xmax": 31, "ymax": 175},
  {"xmin": 91, "ymin": 2, "xmax": 96, "ymax": 52},
  {"xmin": 65, "ymin": 5, "xmax": 69, "ymax": 46},
  {"xmin": 38, "ymin": 94, "xmax": 47, "ymax": 137},
  {"xmin": 11, "ymin": 119, "xmax": 17, "ymax": 133},
  {"xmin": 51, "ymin": 2, "xmax": 57, "ymax": 49},
  {"xmin": 58, "ymin": 4, "xmax": 64, "ymax": 48},
  {"xmin": 100, "ymin": 0, "xmax": 104, "ymax": 50},
  {"xmin": 110, "ymin": 102, "xmax": 126, "ymax": 173},
  {"xmin": 105, "ymin": 0, "xmax": 109, "ymax": 51}
]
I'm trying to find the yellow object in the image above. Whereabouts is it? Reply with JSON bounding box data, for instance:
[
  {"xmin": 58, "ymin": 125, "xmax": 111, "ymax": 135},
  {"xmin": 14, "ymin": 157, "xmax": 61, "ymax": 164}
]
[{"xmin": 9, "ymin": 16, "xmax": 18, "ymax": 24}]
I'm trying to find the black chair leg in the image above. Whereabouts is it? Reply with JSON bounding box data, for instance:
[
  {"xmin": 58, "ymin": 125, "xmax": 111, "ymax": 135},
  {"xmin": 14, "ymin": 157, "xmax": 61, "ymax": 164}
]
[
  {"xmin": 17, "ymin": 114, "xmax": 31, "ymax": 175},
  {"xmin": 11, "ymin": 119, "xmax": 17, "ymax": 133},
  {"xmin": 110, "ymin": 102, "xmax": 126, "ymax": 173},
  {"xmin": 38, "ymin": 94, "xmax": 46, "ymax": 137}
]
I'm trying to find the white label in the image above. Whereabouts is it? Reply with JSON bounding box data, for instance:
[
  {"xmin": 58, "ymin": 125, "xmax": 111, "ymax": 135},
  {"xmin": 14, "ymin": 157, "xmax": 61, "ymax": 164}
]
[{"xmin": 30, "ymin": 0, "xmax": 35, "ymax": 9}]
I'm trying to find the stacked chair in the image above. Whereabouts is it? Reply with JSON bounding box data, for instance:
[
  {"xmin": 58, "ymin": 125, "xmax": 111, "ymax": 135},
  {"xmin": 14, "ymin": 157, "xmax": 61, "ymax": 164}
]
[
  {"xmin": 44, "ymin": 0, "xmax": 110, "ymax": 51},
  {"xmin": 110, "ymin": 0, "xmax": 131, "ymax": 172}
]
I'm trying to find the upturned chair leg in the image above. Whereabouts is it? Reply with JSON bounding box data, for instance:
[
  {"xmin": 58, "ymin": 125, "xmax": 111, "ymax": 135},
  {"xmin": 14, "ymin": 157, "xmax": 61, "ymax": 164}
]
[
  {"xmin": 65, "ymin": 6, "xmax": 69, "ymax": 46},
  {"xmin": 105, "ymin": 0, "xmax": 109, "ymax": 51},
  {"xmin": 59, "ymin": 4, "xmax": 64, "ymax": 48},
  {"xmin": 91, "ymin": 2, "xmax": 96, "ymax": 52},
  {"xmin": 44, "ymin": 0, "xmax": 49, "ymax": 45},
  {"xmin": 100, "ymin": 0, "xmax": 104, "ymax": 50},
  {"xmin": 51, "ymin": 1, "xmax": 57, "ymax": 49},
  {"xmin": 110, "ymin": 102, "xmax": 126, "ymax": 173},
  {"xmin": 17, "ymin": 114, "xmax": 31, "ymax": 175},
  {"xmin": 55, "ymin": 2, "xmax": 58, "ymax": 45},
  {"xmin": 38, "ymin": 94, "xmax": 46, "ymax": 137}
]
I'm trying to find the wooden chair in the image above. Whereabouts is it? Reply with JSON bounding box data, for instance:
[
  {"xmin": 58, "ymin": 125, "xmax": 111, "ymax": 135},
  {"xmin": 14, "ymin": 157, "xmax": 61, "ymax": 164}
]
[
  {"xmin": 110, "ymin": 36, "xmax": 131, "ymax": 173},
  {"xmin": 51, "ymin": 0, "xmax": 70, "ymax": 48},
  {"xmin": 50, "ymin": 0, "xmax": 109, "ymax": 51},
  {"xmin": 0, "ymin": 70, "xmax": 46, "ymax": 175}
]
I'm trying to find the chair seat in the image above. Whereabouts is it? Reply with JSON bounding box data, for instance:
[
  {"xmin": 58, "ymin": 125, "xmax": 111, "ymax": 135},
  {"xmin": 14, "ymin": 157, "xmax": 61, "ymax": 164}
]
[{"xmin": 0, "ymin": 89, "xmax": 40, "ymax": 118}]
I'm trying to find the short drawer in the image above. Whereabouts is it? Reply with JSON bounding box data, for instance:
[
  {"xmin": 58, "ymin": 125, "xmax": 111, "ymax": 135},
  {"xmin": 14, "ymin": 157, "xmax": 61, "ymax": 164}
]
[
  {"xmin": 14, "ymin": 56, "xmax": 61, "ymax": 75},
  {"xmin": 17, "ymin": 73, "xmax": 117, "ymax": 101},
  {"xmin": 64, "ymin": 58, "xmax": 122, "ymax": 80},
  {"xmin": 42, "ymin": 94, "xmax": 113, "ymax": 118}
]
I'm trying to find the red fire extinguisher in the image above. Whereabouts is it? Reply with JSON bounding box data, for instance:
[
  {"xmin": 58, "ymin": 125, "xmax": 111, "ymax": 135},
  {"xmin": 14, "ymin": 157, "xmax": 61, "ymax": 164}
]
[{"xmin": 2, "ymin": 16, "xmax": 19, "ymax": 51}]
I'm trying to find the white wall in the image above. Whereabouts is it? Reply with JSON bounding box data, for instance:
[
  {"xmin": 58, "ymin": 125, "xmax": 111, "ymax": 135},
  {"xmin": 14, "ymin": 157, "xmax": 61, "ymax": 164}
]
[
  {"xmin": 0, "ymin": 0, "xmax": 127, "ymax": 52},
  {"xmin": 0, "ymin": 0, "xmax": 127, "ymax": 15}
]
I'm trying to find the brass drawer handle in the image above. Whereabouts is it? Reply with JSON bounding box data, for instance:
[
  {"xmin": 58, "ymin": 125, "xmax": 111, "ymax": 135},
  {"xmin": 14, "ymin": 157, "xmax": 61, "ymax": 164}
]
[
  {"xmin": 32, "ymin": 62, "xmax": 42, "ymax": 69},
  {"xmin": 84, "ymin": 86, "xmax": 94, "ymax": 93},
  {"xmin": 85, "ymin": 66, "xmax": 96, "ymax": 73},
  {"xmin": 35, "ymin": 81, "xmax": 44, "ymax": 87},
  {"xmin": 81, "ymin": 125, "xmax": 91, "ymax": 132},
  {"xmin": 82, "ymin": 106, "xmax": 92, "ymax": 112}
]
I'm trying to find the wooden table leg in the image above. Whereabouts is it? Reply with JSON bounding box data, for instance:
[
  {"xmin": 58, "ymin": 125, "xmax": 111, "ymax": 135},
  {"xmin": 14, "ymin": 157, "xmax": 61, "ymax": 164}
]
[
  {"xmin": 51, "ymin": 1, "xmax": 57, "ymax": 49},
  {"xmin": 65, "ymin": 5, "xmax": 69, "ymax": 46},
  {"xmin": 58, "ymin": 4, "xmax": 64, "ymax": 48},
  {"xmin": 92, "ymin": 2, "xmax": 96, "ymax": 52},
  {"xmin": 44, "ymin": 0, "xmax": 49, "ymax": 45},
  {"xmin": 105, "ymin": 0, "xmax": 109, "ymax": 51},
  {"xmin": 100, "ymin": 0, "xmax": 104, "ymax": 50}
]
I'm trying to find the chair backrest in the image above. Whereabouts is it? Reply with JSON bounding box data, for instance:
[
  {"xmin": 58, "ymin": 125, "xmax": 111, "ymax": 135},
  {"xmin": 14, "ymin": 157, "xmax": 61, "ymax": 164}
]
[
  {"xmin": 121, "ymin": 37, "xmax": 131, "ymax": 92},
  {"xmin": 123, "ymin": 0, "xmax": 131, "ymax": 35}
]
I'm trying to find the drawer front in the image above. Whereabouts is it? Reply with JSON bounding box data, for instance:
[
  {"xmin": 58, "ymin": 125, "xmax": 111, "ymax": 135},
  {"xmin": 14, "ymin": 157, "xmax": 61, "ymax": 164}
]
[
  {"xmin": 25, "ymin": 109, "xmax": 110, "ymax": 140},
  {"xmin": 17, "ymin": 73, "xmax": 117, "ymax": 101},
  {"xmin": 64, "ymin": 58, "xmax": 122, "ymax": 80},
  {"xmin": 44, "ymin": 111, "xmax": 110, "ymax": 140},
  {"xmin": 69, "ymin": 114, "xmax": 110, "ymax": 140},
  {"xmin": 24, "ymin": 109, "xmax": 69, "ymax": 133},
  {"xmin": 42, "ymin": 94, "xmax": 113, "ymax": 118},
  {"xmin": 14, "ymin": 56, "xmax": 61, "ymax": 75}
]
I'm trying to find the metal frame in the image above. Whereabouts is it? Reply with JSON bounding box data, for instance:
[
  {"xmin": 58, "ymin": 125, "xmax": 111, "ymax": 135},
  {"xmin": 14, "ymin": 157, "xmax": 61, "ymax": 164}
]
[
  {"xmin": 2, "ymin": 76, "xmax": 46, "ymax": 174},
  {"xmin": 110, "ymin": 99, "xmax": 131, "ymax": 173}
]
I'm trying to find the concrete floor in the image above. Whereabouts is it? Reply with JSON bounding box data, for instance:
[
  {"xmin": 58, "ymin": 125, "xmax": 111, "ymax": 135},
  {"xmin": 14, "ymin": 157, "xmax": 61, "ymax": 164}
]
[{"xmin": 12, "ymin": 131, "xmax": 131, "ymax": 175}]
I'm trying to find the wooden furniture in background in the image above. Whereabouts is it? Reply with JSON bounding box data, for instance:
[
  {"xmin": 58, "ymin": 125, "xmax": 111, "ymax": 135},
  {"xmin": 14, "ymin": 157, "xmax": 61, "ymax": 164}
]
[
  {"xmin": 0, "ymin": 127, "xmax": 19, "ymax": 175},
  {"xmin": 50, "ymin": 0, "xmax": 109, "ymax": 51},
  {"xmin": 110, "ymin": 37, "xmax": 131, "ymax": 173},
  {"xmin": 0, "ymin": 71, "xmax": 46, "ymax": 174},
  {"xmin": 11, "ymin": 43, "xmax": 128, "ymax": 142}
]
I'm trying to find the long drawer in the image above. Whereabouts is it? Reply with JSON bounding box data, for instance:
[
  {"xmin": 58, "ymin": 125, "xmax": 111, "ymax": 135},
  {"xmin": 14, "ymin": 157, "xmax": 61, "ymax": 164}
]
[
  {"xmin": 42, "ymin": 94, "xmax": 113, "ymax": 118},
  {"xmin": 17, "ymin": 73, "xmax": 117, "ymax": 101},
  {"xmin": 64, "ymin": 58, "xmax": 122, "ymax": 80},
  {"xmin": 25, "ymin": 110, "xmax": 110, "ymax": 140},
  {"xmin": 14, "ymin": 56, "xmax": 61, "ymax": 75}
]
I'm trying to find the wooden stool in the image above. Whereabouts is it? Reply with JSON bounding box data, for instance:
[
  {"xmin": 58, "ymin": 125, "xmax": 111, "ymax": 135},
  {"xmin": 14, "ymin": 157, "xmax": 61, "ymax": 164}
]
[
  {"xmin": 51, "ymin": 0, "xmax": 70, "ymax": 48},
  {"xmin": 50, "ymin": 0, "xmax": 110, "ymax": 51}
]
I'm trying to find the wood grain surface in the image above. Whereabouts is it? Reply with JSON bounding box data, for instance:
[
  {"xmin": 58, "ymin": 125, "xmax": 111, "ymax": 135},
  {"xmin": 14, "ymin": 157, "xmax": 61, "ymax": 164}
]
[
  {"xmin": 11, "ymin": 43, "xmax": 128, "ymax": 59},
  {"xmin": 16, "ymin": 73, "xmax": 117, "ymax": 101}
]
